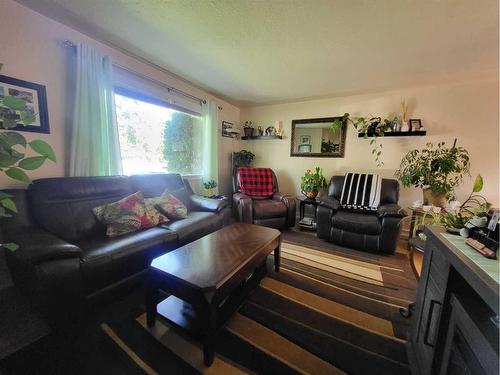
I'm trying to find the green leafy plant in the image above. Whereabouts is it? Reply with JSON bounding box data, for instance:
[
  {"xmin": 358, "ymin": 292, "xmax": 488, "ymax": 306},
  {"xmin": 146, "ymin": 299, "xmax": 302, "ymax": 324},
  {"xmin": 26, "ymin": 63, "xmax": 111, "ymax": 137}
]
[
  {"xmin": 300, "ymin": 167, "xmax": 327, "ymax": 193},
  {"xmin": 331, "ymin": 113, "xmax": 393, "ymax": 167},
  {"xmin": 233, "ymin": 150, "xmax": 255, "ymax": 167},
  {"xmin": 395, "ymin": 141, "xmax": 470, "ymax": 197},
  {"xmin": 202, "ymin": 179, "xmax": 217, "ymax": 190},
  {"xmin": 0, "ymin": 64, "xmax": 56, "ymax": 251}
]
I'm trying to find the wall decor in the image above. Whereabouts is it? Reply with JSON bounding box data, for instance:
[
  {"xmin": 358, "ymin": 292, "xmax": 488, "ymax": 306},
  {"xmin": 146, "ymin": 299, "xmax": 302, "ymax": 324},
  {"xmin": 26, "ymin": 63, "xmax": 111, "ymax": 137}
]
[
  {"xmin": 0, "ymin": 75, "xmax": 50, "ymax": 134},
  {"xmin": 221, "ymin": 120, "xmax": 239, "ymax": 138},
  {"xmin": 291, "ymin": 116, "xmax": 346, "ymax": 158},
  {"xmin": 409, "ymin": 119, "xmax": 421, "ymax": 131}
]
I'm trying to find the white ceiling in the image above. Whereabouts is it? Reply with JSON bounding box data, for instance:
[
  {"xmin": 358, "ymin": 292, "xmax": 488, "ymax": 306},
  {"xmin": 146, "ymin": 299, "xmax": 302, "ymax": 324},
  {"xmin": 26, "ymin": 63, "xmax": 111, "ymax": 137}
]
[{"xmin": 16, "ymin": 0, "xmax": 499, "ymax": 106}]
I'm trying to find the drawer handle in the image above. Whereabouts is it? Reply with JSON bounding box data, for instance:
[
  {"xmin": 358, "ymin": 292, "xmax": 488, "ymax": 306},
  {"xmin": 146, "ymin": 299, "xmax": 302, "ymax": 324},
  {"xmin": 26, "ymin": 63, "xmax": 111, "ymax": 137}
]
[{"xmin": 424, "ymin": 299, "xmax": 442, "ymax": 347}]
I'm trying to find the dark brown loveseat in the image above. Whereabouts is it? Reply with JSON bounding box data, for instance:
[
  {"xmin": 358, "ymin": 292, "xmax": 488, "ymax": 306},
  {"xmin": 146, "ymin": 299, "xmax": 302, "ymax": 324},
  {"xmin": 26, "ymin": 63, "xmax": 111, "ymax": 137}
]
[{"xmin": 1, "ymin": 173, "xmax": 230, "ymax": 318}]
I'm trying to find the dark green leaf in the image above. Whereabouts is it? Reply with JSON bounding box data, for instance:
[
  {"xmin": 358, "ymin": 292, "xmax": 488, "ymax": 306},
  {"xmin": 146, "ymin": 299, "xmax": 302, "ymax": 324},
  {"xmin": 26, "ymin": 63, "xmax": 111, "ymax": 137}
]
[
  {"xmin": 29, "ymin": 140, "xmax": 56, "ymax": 162},
  {"xmin": 0, "ymin": 132, "xmax": 27, "ymax": 147},
  {"xmin": 18, "ymin": 156, "xmax": 46, "ymax": 170},
  {"xmin": 0, "ymin": 154, "xmax": 22, "ymax": 168},
  {"xmin": 3, "ymin": 96, "xmax": 26, "ymax": 111},
  {"xmin": 5, "ymin": 167, "xmax": 30, "ymax": 183},
  {"xmin": 0, "ymin": 191, "xmax": 13, "ymax": 200},
  {"xmin": 0, "ymin": 197, "xmax": 17, "ymax": 213},
  {"xmin": 2, "ymin": 243, "xmax": 19, "ymax": 252}
]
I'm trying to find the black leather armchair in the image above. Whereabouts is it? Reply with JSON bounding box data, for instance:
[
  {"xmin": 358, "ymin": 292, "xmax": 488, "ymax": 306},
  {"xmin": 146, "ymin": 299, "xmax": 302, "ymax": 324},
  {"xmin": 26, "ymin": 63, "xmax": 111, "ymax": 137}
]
[
  {"xmin": 232, "ymin": 168, "xmax": 296, "ymax": 229},
  {"xmin": 317, "ymin": 176, "xmax": 406, "ymax": 254}
]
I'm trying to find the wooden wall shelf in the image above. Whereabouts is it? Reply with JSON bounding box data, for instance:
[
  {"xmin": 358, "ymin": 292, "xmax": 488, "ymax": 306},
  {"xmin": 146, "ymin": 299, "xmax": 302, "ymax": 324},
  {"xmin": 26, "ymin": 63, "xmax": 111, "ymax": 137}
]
[
  {"xmin": 241, "ymin": 135, "xmax": 283, "ymax": 140},
  {"xmin": 358, "ymin": 131, "xmax": 426, "ymax": 138}
]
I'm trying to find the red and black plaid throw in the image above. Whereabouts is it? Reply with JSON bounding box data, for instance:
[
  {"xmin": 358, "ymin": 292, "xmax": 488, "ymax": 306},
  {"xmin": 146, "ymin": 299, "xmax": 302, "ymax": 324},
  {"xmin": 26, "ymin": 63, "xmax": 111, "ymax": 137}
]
[{"xmin": 238, "ymin": 167, "xmax": 274, "ymax": 197}]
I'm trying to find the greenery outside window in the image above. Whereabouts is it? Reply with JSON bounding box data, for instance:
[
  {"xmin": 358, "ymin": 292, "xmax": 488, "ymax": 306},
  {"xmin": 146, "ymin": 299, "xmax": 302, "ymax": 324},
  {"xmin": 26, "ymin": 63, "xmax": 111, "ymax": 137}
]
[{"xmin": 114, "ymin": 91, "xmax": 202, "ymax": 176}]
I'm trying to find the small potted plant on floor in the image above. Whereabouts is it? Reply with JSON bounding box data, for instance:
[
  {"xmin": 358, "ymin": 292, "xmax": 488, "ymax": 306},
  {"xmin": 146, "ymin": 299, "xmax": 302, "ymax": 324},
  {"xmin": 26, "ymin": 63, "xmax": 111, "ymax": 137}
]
[{"xmin": 300, "ymin": 167, "xmax": 327, "ymax": 199}]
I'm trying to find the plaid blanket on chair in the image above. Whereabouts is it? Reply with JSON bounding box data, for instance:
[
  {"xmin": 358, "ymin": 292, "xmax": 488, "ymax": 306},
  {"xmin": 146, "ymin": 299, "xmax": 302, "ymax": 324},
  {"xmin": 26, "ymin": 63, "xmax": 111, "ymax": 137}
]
[{"xmin": 238, "ymin": 167, "xmax": 274, "ymax": 197}]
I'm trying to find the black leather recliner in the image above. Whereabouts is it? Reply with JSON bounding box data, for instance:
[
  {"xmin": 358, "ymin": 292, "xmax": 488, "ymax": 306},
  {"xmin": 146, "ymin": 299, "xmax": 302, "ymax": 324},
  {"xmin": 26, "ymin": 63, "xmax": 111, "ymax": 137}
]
[
  {"xmin": 232, "ymin": 168, "xmax": 296, "ymax": 229},
  {"xmin": 317, "ymin": 176, "xmax": 406, "ymax": 254},
  {"xmin": 1, "ymin": 173, "xmax": 231, "ymax": 318}
]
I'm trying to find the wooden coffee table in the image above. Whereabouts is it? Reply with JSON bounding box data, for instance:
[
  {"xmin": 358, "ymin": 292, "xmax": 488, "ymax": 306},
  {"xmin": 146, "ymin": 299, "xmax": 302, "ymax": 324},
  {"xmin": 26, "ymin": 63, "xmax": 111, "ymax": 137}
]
[{"xmin": 145, "ymin": 223, "xmax": 281, "ymax": 366}]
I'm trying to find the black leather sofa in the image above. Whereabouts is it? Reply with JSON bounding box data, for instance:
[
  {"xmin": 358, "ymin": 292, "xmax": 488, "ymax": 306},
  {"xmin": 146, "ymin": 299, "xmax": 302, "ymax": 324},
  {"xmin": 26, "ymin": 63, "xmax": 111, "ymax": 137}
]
[
  {"xmin": 1, "ymin": 173, "xmax": 230, "ymax": 318},
  {"xmin": 317, "ymin": 176, "xmax": 406, "ymax": 254}
]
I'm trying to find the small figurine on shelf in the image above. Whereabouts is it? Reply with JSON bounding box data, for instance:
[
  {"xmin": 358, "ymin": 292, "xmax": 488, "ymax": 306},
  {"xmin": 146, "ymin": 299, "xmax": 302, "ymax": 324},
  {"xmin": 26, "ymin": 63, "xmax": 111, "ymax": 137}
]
[
  {"xmin": 400, "ymin": 98, "xmax": 409, "ymax": 132},
  {"xmin": 265, "ymin": 126, "xmax": 276, "ymax": 136},
  {"xmin": 257, "ymin": 126, "xmax": 264, "ymax": 136}
]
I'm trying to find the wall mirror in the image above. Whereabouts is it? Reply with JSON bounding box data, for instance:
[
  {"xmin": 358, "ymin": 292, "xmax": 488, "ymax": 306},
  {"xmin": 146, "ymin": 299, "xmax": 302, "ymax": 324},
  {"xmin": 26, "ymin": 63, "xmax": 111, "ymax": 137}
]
[{"xmin": 290, "ymin": 117, "xmax": 346, "ymax": 157}]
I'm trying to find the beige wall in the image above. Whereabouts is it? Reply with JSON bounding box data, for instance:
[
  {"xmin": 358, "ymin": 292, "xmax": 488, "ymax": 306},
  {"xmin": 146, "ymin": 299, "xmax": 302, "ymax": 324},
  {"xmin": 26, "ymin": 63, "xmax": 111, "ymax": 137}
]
[
  {"xmin": 0, "ymin": 0, "xmax": 240, "ymax": 194},
  {"xmin": 241, "ymin": 78, "xmax": 499, "ymax": 207}
]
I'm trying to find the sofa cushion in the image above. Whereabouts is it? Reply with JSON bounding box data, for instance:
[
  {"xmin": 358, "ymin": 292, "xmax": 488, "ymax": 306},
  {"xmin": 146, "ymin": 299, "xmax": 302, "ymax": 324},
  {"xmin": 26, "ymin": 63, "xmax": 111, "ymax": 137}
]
[
  {"xmin": 76, "ymin": 227, "xmax": 178, "ymax": 293},
  {"xmin": 252, "ymin": 199, "xmax": 287, "ymax": 219},
  {"xmin": 28, "ymin": 176, "xmax": 134, "ymax": 242},
  {"xmin": 154, "ymin": 193, "xmax": 188, "ymax": 220},
  {"xmin": 331, "ymin": 210, "xmax": 381, "ymax": 235},
  {"xmin": 93, "ymin": 191, "xmax": 154, "ymax": 237},
  {"xmin": 161, "ymin": 211, "xmax": 223, "ymax": 245}
]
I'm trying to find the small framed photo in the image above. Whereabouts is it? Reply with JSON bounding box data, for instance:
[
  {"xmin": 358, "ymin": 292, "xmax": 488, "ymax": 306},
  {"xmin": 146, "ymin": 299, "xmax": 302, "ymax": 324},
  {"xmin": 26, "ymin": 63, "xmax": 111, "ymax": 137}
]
[
  {"xmin": 409, "ymin": 119, "xmax": 421, "ymax": 131},
  {"xmin": 300, "ymin": 135, "xmax": 311, "ymax": 144},
  {"xmin": 221, "ymin": 120, "xmax": 235, "ymax": 138},
  {"xmin": 0, "ymin": 75, "xmax": 50, "ymax": 134}
]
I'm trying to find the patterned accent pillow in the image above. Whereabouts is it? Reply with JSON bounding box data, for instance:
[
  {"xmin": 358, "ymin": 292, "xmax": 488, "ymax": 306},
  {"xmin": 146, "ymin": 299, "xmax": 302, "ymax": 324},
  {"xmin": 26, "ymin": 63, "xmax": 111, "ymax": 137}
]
[
  {"xmin": 144, "ymin": 197, "xmax": 170, "ymax": 225},
  {"xmin": 93, "ymin": 191, "xmax": 155, "ymax": 237},
  {"xmin": 154, "ymin": 193, "xmax": 188, "ymax": 220}
]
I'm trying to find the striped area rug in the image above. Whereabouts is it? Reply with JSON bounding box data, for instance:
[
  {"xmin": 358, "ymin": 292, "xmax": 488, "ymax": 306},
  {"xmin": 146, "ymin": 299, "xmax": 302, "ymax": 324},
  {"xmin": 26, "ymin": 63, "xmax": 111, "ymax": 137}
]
[{"xmin": 101, "ymin": 236, "xmax": 417, "ymax": 375}]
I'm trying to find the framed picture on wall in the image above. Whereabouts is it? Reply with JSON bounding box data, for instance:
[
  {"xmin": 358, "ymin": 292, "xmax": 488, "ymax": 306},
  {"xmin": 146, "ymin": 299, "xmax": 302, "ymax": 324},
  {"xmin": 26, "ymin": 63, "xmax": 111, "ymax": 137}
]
[
  {"xmin": 0, "ymin": 75, "xmax": 50, "ymax": 134},
  {"xmin": 300, "ymin": 135, "xmax": 311, "ymax": 144}
]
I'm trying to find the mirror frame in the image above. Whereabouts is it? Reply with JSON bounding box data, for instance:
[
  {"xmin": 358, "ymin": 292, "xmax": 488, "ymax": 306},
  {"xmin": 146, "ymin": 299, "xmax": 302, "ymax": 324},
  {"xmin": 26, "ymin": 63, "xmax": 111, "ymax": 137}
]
[{"xmin": 290, "ymin": 116, "xmax": 347, "ymax": 158}]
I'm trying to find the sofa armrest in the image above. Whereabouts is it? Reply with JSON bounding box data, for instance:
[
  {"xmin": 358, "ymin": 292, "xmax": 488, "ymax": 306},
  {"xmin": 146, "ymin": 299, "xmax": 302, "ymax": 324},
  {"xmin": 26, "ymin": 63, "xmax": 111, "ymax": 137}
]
[
  {"xmin": 273, "ymin": 192, "xmax": 296, "ymax": 227},
  {"xmin": 189, "ymin": 195, "xmax": 229, "ymax": 213},
  {"xmin": 233, "ymin": 193, "xmax": 253, "ymax": 223},
  {"xmin": 377, "ymin": 204, "xmax": 406, "ymax": 219},
  {"xmin": 4, "ymin": 226, "xmax": 82, "ymax": 265},
  {"xmin": 318, "ymin": 195, "xmax": 340, "ymax": 211}
]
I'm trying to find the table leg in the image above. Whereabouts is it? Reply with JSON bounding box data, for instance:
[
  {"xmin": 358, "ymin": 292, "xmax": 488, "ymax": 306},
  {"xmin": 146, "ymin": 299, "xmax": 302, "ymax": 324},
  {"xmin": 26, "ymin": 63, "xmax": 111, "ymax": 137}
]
[
  {"xmin": 407, "ymin": 210, "xmax": 417, "ymax": 250},
  {"xmin": 274, "ymin": 243, "xmax": 281, "ymax": 272},
  {"xmin": 203, "ymin": 305, "xmax": 217, "ymax": 366},
  {"xmin": 145, "ymin": 272, "xmax": 158, "ymax": 328}
]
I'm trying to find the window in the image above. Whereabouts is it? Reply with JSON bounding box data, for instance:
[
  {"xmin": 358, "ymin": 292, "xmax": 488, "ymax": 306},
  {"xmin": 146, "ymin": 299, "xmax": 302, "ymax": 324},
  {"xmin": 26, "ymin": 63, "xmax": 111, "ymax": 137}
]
[{"xmin": 114, "ymin": 93, "xmax": 202, "ymax": 176}]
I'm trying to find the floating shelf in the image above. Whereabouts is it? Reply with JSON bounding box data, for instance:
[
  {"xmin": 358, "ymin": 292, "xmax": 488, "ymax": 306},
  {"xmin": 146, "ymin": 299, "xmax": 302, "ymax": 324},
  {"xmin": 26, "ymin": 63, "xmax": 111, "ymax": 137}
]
[
  {"xmin": 358, "ymin": 131, "xmax": 427, "ymax": 138},
  {"xmin": 241, "ymin": 135, "xmax": 283, "ymax": 140}
]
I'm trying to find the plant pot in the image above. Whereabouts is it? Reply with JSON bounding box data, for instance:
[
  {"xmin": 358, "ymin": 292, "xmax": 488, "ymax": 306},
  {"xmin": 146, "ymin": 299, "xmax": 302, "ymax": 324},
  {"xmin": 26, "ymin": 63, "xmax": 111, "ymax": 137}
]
[
  {"xmin": 423, "ymin": 188, "xmax": 447, "ymax": 208},
  {"xmin": 243, "ymin": 128, "xmax": 254, "ymax": 137},
  {"xmin": 303, "ymin": 190, "xmax": 318, "ymax": 199}
]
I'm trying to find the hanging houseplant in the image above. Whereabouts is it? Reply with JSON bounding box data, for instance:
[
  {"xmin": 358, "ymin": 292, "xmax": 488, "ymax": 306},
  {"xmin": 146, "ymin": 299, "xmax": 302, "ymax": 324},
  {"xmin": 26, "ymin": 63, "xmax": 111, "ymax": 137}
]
[{"xmin": 0, "ymin": 64, "xmax": 56, "ymax": 251}]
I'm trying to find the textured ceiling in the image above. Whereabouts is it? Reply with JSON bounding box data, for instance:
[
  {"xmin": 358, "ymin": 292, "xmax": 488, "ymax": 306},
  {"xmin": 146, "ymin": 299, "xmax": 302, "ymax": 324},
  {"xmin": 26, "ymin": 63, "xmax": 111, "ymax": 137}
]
[{"xmin": 16, "ymin": 0, "xmax": 499, "ymax": 105}]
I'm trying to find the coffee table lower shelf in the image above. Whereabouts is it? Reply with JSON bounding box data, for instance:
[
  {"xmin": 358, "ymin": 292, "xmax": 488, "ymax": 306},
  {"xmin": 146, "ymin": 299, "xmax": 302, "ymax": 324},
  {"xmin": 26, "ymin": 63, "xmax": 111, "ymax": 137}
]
[{"xmin": 149, "ymin": 262, "xmax": 268, "ymax": 366}]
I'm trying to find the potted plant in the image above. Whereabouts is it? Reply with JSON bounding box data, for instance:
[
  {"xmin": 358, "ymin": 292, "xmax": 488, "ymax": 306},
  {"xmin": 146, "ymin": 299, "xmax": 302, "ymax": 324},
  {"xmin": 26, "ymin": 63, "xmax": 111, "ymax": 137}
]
[
  {"xmin": 300, "ymin": 167, "xmax": 327, "ymax": 199},
  {"xmin": 0, "ymin": 64, "xmax": 56, "ymax": 251},
  {"xmin": 331, "ymin": 113, "xmax": 395, "ymax": 167},
  {"xmin": 243, "ymin": 121, "xmax": 254, "ymax": 138},
  {"xmin": 202, "ymin": 179, "xmax": 217, "ymax": 198},
  {"xmin": 232, "ymin": 150, "xmax": 255, "ymax": 168},
  {"xmin": 395, "ymin": 141, "xmax": 470, "ymax": 207}
]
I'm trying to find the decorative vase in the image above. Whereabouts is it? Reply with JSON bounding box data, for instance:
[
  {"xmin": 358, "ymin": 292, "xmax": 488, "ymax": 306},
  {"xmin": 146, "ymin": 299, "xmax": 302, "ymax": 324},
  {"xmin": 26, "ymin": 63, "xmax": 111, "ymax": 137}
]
[
  {"xmin": 401, "ymin": 121, "xmax": 410, "ymax": 132},
  {"xmin": 243, "ymin": 127, "xmax": 254, "ymax": 137},
  {"xmin": 423, "ymin": 188, "xmax": 447, "ymax": 208},
  {"xmin": 303, "ymin": 190, "xmax": 318, "ymax": 199}
]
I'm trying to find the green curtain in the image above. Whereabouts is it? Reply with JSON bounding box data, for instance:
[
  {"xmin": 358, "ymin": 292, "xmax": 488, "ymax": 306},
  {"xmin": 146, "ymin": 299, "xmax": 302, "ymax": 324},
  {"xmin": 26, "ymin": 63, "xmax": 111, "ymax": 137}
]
[
  {"xmin": 200, "ymin": 100, "xmax": 219, "ymax": 188},
  {"xmin": 69, "ymin": 43, "xmax": 122, "ymax": 176}
]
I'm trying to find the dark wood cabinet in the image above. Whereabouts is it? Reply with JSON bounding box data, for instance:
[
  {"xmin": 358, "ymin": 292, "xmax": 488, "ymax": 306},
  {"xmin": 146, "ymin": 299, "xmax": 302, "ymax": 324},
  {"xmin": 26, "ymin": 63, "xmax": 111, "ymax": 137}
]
[{"xmin": 408, "ymin": 227, "xmax": 499, "ymax": 375}]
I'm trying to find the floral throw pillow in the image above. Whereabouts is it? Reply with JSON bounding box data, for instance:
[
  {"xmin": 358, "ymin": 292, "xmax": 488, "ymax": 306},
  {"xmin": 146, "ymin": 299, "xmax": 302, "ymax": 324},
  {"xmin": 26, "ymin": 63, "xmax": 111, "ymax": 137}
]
[
  {"xmin": 154, "ymin": 193, "xmax": 188, "ymax": 220},
  {"xmin": 93, "ymin": 191, "xmax": 155, "ymax": 237},
  {"xmin": 144, "ymin": 197, "xmax": 170, "ymax": 225}
]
